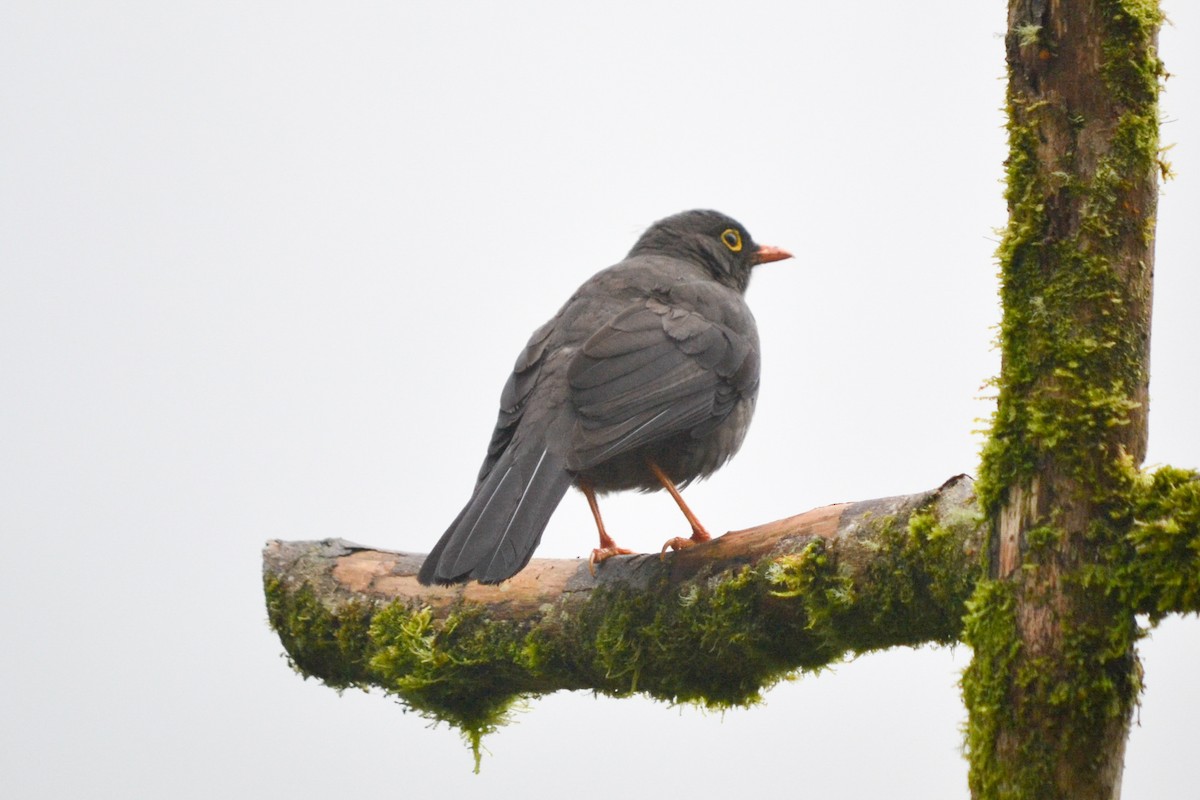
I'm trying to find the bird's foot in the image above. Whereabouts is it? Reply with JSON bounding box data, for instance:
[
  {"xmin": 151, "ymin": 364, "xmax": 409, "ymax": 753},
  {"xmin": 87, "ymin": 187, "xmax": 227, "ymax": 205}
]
[
  {"xmin": 659, "ymin": 528, "xmax": 712, "ymax": 559},
  {"xmin": 588, "ymin": 545, "xmax": 635, "ymax": 576},
  {"xmin": 659, "ymin": 537, "xmax": 695, "ymax": 556}
]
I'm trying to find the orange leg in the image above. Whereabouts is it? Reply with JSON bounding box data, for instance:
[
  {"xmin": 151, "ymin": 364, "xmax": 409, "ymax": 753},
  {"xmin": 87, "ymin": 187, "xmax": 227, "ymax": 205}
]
[
  {"xmin": 646, "ymin": 459, "xmax": 712, "ymax": 555},
  {"xmin": 581, "ymin": 479, "xmax": 633, "ymax": 575}
]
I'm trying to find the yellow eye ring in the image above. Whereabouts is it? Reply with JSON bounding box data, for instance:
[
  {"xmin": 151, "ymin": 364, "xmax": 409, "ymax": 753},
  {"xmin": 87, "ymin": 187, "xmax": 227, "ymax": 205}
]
[{"xmin": 720, "ymin": 228, "xmax": 743, "ymax": 252}]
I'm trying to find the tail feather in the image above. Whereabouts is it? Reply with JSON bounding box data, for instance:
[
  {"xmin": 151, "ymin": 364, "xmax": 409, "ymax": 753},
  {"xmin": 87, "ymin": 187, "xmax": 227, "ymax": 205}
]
[{"xmin": 418, "ymin": 446, "xmax": 571, "ymax": 585}]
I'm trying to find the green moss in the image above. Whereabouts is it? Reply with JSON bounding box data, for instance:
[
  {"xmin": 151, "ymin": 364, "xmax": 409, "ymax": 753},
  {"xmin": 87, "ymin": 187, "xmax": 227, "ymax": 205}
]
[
  {"xmin": 768, "ymin": 539, "xmax": 856, "ymax": 647},
  {"xmin": 264, "ymin": 575, "xmax": 537, "ymax": 772},
  {"xmin": 966, "ymin": 2, "xmax": 1165, "ymax": 795},
  {"xmin": 369, "ymin": 603, "xmax": 532, "ymax": 771},
  {"xmin": 1127, "ymin": 467, "xmax": 1200, "ymax": 616},
  {"xmin": 559, "ymin": 567, "xmax": 796, "ymax": 707},
  {"xmin": 1083, "ymin": 465, "xmax": 1200, "ymax": 620},
  {"xmin": 975, "ymin": 88, "xmax": 1048, "ymax": 515},
  {"xmin": 1100, "ymin": 0, "xmax": 1165, "ymax": 109},
  {"xmin": 266, "ymin": 491, "xmax": 986, "ymax": 770},
  {"xmin": 963, "ymin": 574, "xmax": 1142, "ymax": 798},
  {"xmin": 870, "ymin": 509, "xmax": 983, "ymax": 643},
  {"xmin": 1015, "ymin": 24, "xmax": 1043, "ymax": 48},
  {"xmin": 530, "ymin": 519, "xmax": 980, "ymax": 713},
  {"xmin": 977, "ymin": 1, "xmax": 1163, "ymax": 519},
  {"xmin": 264, "ymin": 576, "xmax": 375, "ymax": 689},
  {"xmin": 961, "ymin": 580, "xmax": 1023, "ymax": 796},
  {"xmin": 554, "ymin": 510, "xmax": 983, "ymax": 709},
  {"xmin": 1024, "ymin": 525, "xmax": 1063, "ymax": 555},
  {"xmin": 764, "ymin": 506, "xmax": 985, "ymax": 658}
]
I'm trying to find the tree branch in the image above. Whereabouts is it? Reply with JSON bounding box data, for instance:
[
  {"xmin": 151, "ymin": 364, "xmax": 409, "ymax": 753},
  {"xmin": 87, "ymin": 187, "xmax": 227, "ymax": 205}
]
[
  {"xmin": 264, "ymin": 475, "xmax": 983, "ymax": 754},
  {"xmin": 1120, "ymin": 466, "xmax": 1200, "ymax": 619}
]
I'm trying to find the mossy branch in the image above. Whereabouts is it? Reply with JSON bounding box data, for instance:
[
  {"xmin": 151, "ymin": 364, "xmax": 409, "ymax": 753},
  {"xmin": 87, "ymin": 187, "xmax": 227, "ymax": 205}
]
[
  {"xmin": 263, "ymin": 463, "xmax": 1200, "ymax": 772},
  {"xmin": 263, "ymin": 475, "xmax": 984, "ymax": 762},
  {"xmin": 1108, "ymin": 465, "xmax": 1200, "ymax": 620}
]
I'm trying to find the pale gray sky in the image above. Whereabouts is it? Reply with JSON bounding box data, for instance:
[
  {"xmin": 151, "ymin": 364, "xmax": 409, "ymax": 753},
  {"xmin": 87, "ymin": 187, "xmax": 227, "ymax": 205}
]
[{"xmin": 2, "ymin": 2, "xmax": 1196, "ymax": 797}]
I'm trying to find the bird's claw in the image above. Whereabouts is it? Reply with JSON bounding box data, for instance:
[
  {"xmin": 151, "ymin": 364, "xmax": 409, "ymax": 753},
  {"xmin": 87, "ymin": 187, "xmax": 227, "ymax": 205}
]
[
  {"xmin": 659, "ymin": 537, "xmax": 698, "ymax": 558},
  {"xmin": 588, "ymin": 545, "xmax": 634, "ymax": 576}
]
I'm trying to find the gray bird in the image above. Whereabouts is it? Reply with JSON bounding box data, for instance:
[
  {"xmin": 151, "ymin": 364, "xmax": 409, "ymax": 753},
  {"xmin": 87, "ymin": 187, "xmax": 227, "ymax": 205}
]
[{"xmin": 418, "ymin": 210, "xmax": 791, "ymax": 585}]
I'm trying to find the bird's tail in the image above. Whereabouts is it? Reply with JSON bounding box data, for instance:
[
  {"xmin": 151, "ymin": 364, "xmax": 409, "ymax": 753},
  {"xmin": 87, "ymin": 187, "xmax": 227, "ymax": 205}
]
[{"xmin": 417, "ymin": 445, "xmax": 571, "ymax": 585}]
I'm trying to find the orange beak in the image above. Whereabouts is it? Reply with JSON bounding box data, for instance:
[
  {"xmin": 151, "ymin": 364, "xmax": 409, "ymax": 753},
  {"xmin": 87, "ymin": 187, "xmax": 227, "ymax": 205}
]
[{"xmin": 752, "ymin": 244, "xmax": 793, "ymax": 265}]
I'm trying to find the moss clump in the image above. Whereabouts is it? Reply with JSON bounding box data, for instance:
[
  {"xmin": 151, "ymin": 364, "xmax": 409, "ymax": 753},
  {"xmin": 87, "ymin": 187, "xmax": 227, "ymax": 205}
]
[
  {"xmin": 961, "ymin": 580, "xmax": 1023, "ymax": 796},
  {"xmin": 264, "ymin": 576, "xmax": 536, "ymax": 772},
  {"xmin": 369, "ymin": 603, "xmax": 533, "ymax": 770},
  {"xmin": 1126, "ymin": 467, "xmax": 1200, "ymax": 617},
  {"xmin": 768, "ymin": 504, "xmax": 984, "ymax": 657},
  {"xmin": 264, "ymin": 577, "xmax": 375, "ymax": 689},
  {"xmin": 768, "ymin": 539, "xmax": 856, "ymax": 649},
  {"xmin": 536, "ymin": 565, "xmax": 813, "ymax": 708},
  {"xmin": 1084, "ymin": 465, "xmax": 1200, "ymax": 620},
  {"xmin": 857, "ymin": 509, "xmax": 983, "ymax": 647},
  {"xmin": 766, "ymin": 509, "xmax": 983, "ymax": 656},
  {"xmin": 1100, "ymin": 0, "xmax": 1166, "ymax": 109}
]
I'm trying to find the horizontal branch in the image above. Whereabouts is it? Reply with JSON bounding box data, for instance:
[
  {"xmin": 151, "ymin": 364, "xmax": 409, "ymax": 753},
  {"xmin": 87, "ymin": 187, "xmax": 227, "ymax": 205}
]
[{"xmin": 263, "ymin": 475, "xmax": 985, "ymax": 752}]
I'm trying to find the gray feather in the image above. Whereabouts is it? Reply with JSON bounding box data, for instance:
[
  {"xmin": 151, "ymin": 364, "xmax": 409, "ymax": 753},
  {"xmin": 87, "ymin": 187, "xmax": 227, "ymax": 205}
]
[{"xmin": 419, "ymin": 446, "xmax": 570, "ymax": 585}]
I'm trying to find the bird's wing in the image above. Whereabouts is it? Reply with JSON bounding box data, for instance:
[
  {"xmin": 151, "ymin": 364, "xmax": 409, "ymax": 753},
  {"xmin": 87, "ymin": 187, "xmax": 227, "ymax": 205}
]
[
  {"xmin": 476, "ymin": 318, "xmax": 555, "ymax": 484},
  {"xmin": 567, "ymin": 296, "xmax": 758, "ymax": 470}
]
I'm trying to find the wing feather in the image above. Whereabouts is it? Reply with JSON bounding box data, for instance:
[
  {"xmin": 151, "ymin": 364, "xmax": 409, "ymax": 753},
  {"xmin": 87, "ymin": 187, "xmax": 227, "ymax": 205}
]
[{"xmin": 566, "ymin": 298, "xmax": 755, "ymax": 470}]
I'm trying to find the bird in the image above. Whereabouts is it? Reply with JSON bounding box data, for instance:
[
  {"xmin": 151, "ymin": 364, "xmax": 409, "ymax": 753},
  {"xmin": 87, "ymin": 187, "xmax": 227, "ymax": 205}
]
[{"xmin": 417, "ymin": 209, "xmax": 792, "ymax": 585}]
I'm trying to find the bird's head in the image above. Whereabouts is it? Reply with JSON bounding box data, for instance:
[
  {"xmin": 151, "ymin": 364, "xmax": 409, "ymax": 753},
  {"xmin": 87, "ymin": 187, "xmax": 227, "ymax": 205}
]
[{"xmin": 628, "ymin": 209, "xmax": 792, "ymax": 292}]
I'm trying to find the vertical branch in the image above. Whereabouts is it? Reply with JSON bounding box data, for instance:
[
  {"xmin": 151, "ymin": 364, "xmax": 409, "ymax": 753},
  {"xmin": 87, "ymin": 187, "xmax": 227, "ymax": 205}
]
[{"xmin": 965, "ymin": 0, "xmax": 1162, "ymax": 797}]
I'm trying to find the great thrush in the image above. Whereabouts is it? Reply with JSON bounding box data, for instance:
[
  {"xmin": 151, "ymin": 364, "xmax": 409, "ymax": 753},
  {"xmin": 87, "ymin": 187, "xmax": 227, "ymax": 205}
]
[{"xmin": 418, "ymin": 210, "xmax": 791, "ymax": 585}]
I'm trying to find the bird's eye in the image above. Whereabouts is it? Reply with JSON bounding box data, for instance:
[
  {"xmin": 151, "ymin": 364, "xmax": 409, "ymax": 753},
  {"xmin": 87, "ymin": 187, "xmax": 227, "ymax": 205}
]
[{"xmin": 720, "ymin": 228, "xmax": 743, "ymax": 252}]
